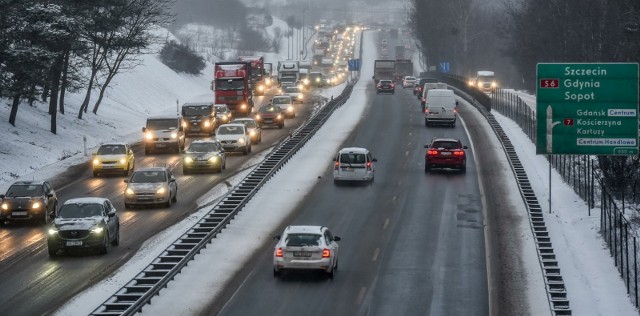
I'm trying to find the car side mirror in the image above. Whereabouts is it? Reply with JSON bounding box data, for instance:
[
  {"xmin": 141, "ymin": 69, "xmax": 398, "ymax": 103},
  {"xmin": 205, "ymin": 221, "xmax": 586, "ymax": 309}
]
[
  {"xmin": 456, "ymin": 101, "xmax": 459, "ymax": 106},
  {"xmin": 463, "ymin": 146, "xmax": 468, "ymax": 149},
  {"xmin": 170, "ymin": 177, "xmax": 176, "ymax": 182},
  {"xmin": 108, "ymin": 211, "xmax": 116, "ymax": 217},
  {"xmin": 142, "ymin": 127, "xmax": 146, "ymax": 132},
  {"xmin": 123, "ymin": 179, "xmax": 129, "ymax": 183},
  {"xmin": 129, "ymin": 150, "xmax": 134, "ymax": 155},
  {"xmin": 334, "ymin": 236, "xmax": 341, "ymax": 241},
  {"xmin": 274, "ymin": 235, "xmax": 281, "ymax": 240},
  {"xmin": 47, "ymin": 193, "xmax": 54, "ymax": 198}
]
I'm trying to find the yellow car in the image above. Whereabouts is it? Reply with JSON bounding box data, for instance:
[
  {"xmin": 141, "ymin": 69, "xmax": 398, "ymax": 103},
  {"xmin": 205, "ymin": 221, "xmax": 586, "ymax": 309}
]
[{"xmin": 92, "ymin": 142, "xmax": 135, "ymax": 177}]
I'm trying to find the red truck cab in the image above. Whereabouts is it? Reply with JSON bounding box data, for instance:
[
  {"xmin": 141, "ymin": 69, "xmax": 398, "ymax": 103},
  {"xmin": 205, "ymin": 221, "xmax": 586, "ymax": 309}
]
[{"xmin": 214, "ymin": 62, "xmax": 254, "ymax": 116}]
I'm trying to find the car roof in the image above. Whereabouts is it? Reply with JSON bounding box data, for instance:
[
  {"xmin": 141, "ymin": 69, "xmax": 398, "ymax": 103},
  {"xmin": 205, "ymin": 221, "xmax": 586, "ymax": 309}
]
[
  {"xmin": 273, "ymin": 95, "xmax": 291, "ymax": 99},
  {"xmin": 9, "ymin": 180, "xmax": 47, "ymax": 186},
  {"xmin": 218, "ymin": 123, "xmax": 245, "ymax": 128},
  {"xmin": 338, "ymin": 147, "xmax": 369, "ymax": 154},
  {"xmin": 63, "ymin": 197, "xmax": 109, "ymax": 205},
  {"xmin": 285, "ymin": 225, "xmax": 325, "ymax": 234},
  {"xmin": 147, "ymin": 115, "xmax": 179, "ymax": 120},
  {"xmin": 190, "ymin": 139, "xmax": 219, "ymax": 144},
  {"xmin": 232, "ymin": 118, "xmax": 255, "ymax": 122},
  {"xmin": 182, "ymin": 102, "xmax": 212, "ymax": 107}
]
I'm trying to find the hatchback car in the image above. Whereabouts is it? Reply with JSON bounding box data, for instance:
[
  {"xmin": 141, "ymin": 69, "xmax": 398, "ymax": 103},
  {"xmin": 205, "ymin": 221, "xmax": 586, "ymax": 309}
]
[
  {"xmin": 271, "ymin": 95, "xmax": 295, "ymax": 118},
  {"xmin": 402, "ymin": 76, "xmax": 417, "ymax": 88},
  {"xmin": 216, "ymin": 123, "xmax": 252, "ymax": 155},
  {"xmin": 124, "ymin": 167, "xmax": 178, "ymax": 208},
  {"xmin": 92, "ymin": 142, "xmax": 135, "ymax": 177},
  {"xmin": 376, "ymin": 80, "xmax": 395, "ymax": 94},
  {"xmin": 183, "ymin": 140, "xmax": 227, "ymax": 174},
  {"xmin": 424, "ymin": 138, "xmax": 468, "ymax": 173},
  {"xmin": 284, "ymin": 86, "xmax": 304, "ymax": 104},
  {"xmin": 255, "ymin": 104, "xmax": 285, "ymax": 129},
  {"xmin": 214, "ymin": 104, "xmax": 233, "ymax": 126},
  {"xmin": 0, "ymin": 180, "xmax": 57, "ymax": 225},
  {"xmin": 47, "ymin": 197, "xmax": 119, "ymax": 257},
  {"xmin": 273, "ymin": 225, "xmax": 341, "ymax": 279},
  {"xmin": 414, "ymin": 77, "xmax": 439, "ymax": 98},
  {"xmin": 333, "ymin": 147, "xmax": 377, "ymax": 184},
  {"xmin": 232, "ymin": 118, "xmax": 262, "ymax": 144}
]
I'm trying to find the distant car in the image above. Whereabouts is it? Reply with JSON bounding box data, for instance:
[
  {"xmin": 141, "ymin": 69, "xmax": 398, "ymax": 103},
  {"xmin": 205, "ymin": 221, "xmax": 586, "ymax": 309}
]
[
  {"xmin": 402, "ymin": 76, "xmax": 417, "ymax": 88},
  {"xmin": 414, "ymin": 77, "xmax": 439, "ymax": 98},
  {"xmin": 0, "ymin": 180, "xmax": 58, "ymax": 225},
  {"xmin": 142, "ymin": 116, "xmax": 185, "ymax": 154},
  {"xmin": 271, "ymin": 95, "xmax": 295, "ymax": 118},
  {"xmin": 273, "ymin": 225, "xmax": 341, "ymax": 279},
  {"xmin": 284, "ymin": 86, "xmax": 304, "ymax": 104},
  {"xmin": 214, "ymin": 104, "xmax": 233, "ymax": 126},
  {"xmin": 255, "ymin": 104, "xmax": 285, "ymax": 129},
  {"xmin": 333, "ymin": 147, "xmax": 377, "ymax": 184},
  {"xmin": 124, "ymin": 167, "xmax": 178, "ymax": 208},
  {"xmin": 181, "ymin": 102, "xmax": 217, "ymax": 136},
  {"xmin": 376, "ymin": 79, "xmax": 395, "ymax": 94},
  {"xmin": 232, "ymin": 118, "xmax": 262, "ymax": 144},
  {"xmin": 183, "ymin": 140, "xmax": 227, "ymax": 174},
  {"xmin": 46, "ymin": 197, "xmax": 120, "ymax": 257},
  {"xmin": 92, "ymin": 142, "xmax": 135, "ymax": 177},
  {"xmin": 424, "ymin": 138, "xmax": 468, "ymax": 173},
  {"xmin": 216, "ymin": 123, "xmax": 252, "ymax": 155}
]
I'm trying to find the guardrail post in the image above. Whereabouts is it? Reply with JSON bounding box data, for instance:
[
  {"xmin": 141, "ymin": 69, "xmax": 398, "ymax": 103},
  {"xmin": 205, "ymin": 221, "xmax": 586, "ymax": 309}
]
[{"xmin": 635, "ymin": 237, "xmax": 638, "ymax": 307}]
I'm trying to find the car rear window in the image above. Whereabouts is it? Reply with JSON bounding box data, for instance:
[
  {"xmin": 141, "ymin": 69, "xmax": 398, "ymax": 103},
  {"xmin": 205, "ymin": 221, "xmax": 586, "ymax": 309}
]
[
  {"xmin": 339, "ymin": 153, "xmax": 366, "ymax": 164},
  {"xmin": 431, "ymin": 141, "xmax": 461, "ymax": 149},
  {"xmin": 286, "ymin": 234, "xmax": 322, "ymax": 246}
]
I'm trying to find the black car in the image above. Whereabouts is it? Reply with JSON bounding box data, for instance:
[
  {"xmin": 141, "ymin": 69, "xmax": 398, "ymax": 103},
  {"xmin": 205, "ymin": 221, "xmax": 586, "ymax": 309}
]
[
  {"xmin": 0, "ymin": 180, "xmax": 57, "ymax": 225},
  {"xmin": 183, "ymin": 140, "xmax": 227, "ymax": 174},
  {"xmin": 181, "ymin": 102, "xmax": 217, "ymax": 136},
  {"xmin": 376, "ymin": 80, "xmax": 395, "ymax": 94},
  {"xmin": 414, "ymin": 77, "xmax": 439, "ymax": 98},
  {"xmin": 47, "ymin": 197, "xmax": 120, "ymax": 257},
  {"xmin": 255, "ymin": 104, "xmax": 284, "ymax": 129}
]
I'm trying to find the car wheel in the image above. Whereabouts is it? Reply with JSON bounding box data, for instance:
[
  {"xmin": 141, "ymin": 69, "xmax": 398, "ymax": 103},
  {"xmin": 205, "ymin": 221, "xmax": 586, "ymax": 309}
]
[
  {"xmin": 93, "ymin": 170, "xmax": 99, "ymax": 177},
  {"xmin": 279, "ymin": 124, "xmax": 284, "ymax": 129},
  {"xmin": 172, "ymin": 190, "xmax": 177, "ymax": 203},
  {"xmin": 243, "ymin": 146, "xmax": 249, "ymax": 155},
  {"xmin": 39, "ymin": 210, "xmax": 48, "ymax": 225},
  {"xmin": 164, "ymin": 197, "xmax": 172, "ymax": 208},
  {"xmin": 248, "ymin": 145, "xmax": 252, "ymax": 154},
  {"xmin": 461, "ymin": 164, "xmax": 467, "ymax": 174},
  {"xmin": 273, "ymin": 269, "xmax": 280, "ymax": 278},
  {"xmin": 327, "ymin": 268, "xmax": 334, "ymax": 279},
  {"xmin": 48, "ymin": 245, "xmax": 59, "ymax": 258},
  {"xmin": 100, "ymin": 232, "xmax": 110, "ymax": 255},
  {"xmin": 112, "ymin": 225, "xmax": 120, "ymax": 246}
]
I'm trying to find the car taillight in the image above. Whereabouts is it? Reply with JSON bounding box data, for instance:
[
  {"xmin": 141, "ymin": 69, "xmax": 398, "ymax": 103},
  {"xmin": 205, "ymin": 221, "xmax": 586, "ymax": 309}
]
[
  {"xmin": 334, "ymin": 161, "xmax": 340, "ymax": 170},
  {"xmin": 424, "ymin": 107, "xmax": 429, "ymax": 114},
  {"xmin": 366, "ymin": 161, "xmax": 372, "ymax": 171},
  {"xmin": 322, "ymin": 249, "xmax": 331, "ymax": 258},
  {"xmin": 453, "ymin": 150, "xmax": 465, "ymax": 156},
  {"xmin": 427, "ymin": 149, "xmax": 439, "ymax": 155},
  {"xmin": 276, "ymin": 248, "xmax": 283, "ymax": 257}
]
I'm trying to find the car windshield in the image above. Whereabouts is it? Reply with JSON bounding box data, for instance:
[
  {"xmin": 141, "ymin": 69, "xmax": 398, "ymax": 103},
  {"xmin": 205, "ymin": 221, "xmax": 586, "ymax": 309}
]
[
  {"xmin": 146, "ymin": 119, "xmax": 177, "ymax": 130},
  {"xmin": 339, "ymin": 153, "xmax": 366, "ymax": 164},
  {"xmin": 234, "ymin": 120, "xmax": 257, "ymax": 128},
  {"xmin": 58, "ymin": 203, "xmax": 104, "ymax": 219},
  {"xmin": 272, "ymin": 97, "xmax": 291, "ymax": 105},
  {"xmin": 188, "ymin": 142, "xmax": 218, "ymax": 153},
  {"xmin": 285, "ymin": 87, "xmax": 300, "ymax": 93},
  {"xmin": 215, "ymin": 78, "xmax": 244, "ymax": 91},
  {"xmin": 432, "ymin": 141, "xmax": 461, "ymax": 149},
  {"xmin": 183, "ymin": 105, "xmax": 212, "ymax": 116},
  {"xmin": 5, "ymin": 184, "xmax": 43, "ymax": 197},
  {"xmin": 130, "ymin": 171, "xmax": 167, "ymax": 183},
  {"xmin": 97, "ymin": 144, "xmax": 126, "ymax": 155},
  {"xmin": 217, "ymin": 126, "xmax": 243, "ymax": 135},
  {"xmin": 286, "ymin": 233, "xmax": 322, "ymax": 247},
  {"xmin": 260, "ymin": 105, "xmax": 280, "ymax": 113},
  {"xmin": 214, "ymin": 105, "xmax": 228, "ymax": 113}
]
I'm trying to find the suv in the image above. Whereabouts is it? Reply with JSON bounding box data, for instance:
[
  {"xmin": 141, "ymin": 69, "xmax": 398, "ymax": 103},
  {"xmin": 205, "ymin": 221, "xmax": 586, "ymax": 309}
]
[
  {"xmin": 142, "ymin": 116, "xmax": 185, "ymax": 154},
  {"xmin": 376, "ymin": 80, "xmax": 395, "ymax": 94},
  {"xmin": 0, "ymin": 180, "xmax": 58, "ymax": 225},
  {"xmin": 424, "ymin": 138, "xmax": 468, "ymax": 173},
  {"xmin": 333, "ymin": 147, "xmax": 377, "ymax": 184},
  {"xmin": 216, "ymin": 123, "xmax": 252, "ymax": 155},
  {"xmin": 214, "ymin": 104, "xmax": 233, "ymax": 126},
  {"xmin": 124, "ymin": 167, "xmax": 178, "ymax": 208},
  {"xmin": 47, "ymin": 197, "xmax": 120, "ymax": 257},
  {"xmin": 181, "ymin": 102, "xmax": 217, "ymax": 136},
  {"xmin": 273, "ymin": 225, "xmax": 341, "ymax": 279}
]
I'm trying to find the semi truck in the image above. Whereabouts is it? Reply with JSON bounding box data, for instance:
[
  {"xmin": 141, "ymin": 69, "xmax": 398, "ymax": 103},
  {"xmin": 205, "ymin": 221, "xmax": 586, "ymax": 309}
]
[
  {"xmin": 394, "ymin": 59, "xmax": 413, "ymax": 81},
  {"xmin": 213, "ymin": 62, "xmax": 254, "ymax": 116},
  {"xmin": 372, "ymin": 59, "xmax": 396, "ymax": 83},
  {"xmin": 469, "ymin": 70, "xmax": 497, "ymax": 92},
  {"xmin": 237, "ymin": 56, "xmax": 266, "ymax": 96},
  {"xmin": 277, "ymin": 60, "xmax": 300, "ymax": 87}
]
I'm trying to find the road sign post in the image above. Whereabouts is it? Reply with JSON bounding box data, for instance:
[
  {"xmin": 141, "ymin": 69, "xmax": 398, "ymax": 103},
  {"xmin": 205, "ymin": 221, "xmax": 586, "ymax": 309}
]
[{"xmin": 536, "ymin": 63, "xmax": 639, "ymax": 155}]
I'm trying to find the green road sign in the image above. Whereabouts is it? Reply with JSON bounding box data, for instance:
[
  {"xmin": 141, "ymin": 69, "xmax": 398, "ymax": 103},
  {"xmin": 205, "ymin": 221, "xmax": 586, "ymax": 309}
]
[{"xmin": 536, "ymin": 63, "xmax": 639, "ymax": 155}]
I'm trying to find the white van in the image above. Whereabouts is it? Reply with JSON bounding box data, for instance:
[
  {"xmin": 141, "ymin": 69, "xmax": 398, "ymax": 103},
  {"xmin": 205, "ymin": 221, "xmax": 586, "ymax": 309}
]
[
  {"xmin": 424, "ymin": 89, "xmax": 458, "ymax": 127},
  {"xmin": 421, "ymin": 82, "xmax": 448, "ymax": 109},
  {"xmin": 333, "ymin": 147, "xmax": 377, "ymax": 184}
]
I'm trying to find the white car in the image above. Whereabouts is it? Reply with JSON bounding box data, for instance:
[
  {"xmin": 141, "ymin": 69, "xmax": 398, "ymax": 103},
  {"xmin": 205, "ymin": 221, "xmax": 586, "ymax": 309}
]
[
  {"xmin": 333, "ymin": 147, "xmax": 377, "ymax": 184},
  {"xmin": 284, "ymin": 86, "xmax": 304, "ymax": 104},
  {"xmin": 215, "ymin": 123, "xmax": 251, "ymax": 155},
  {"xmin": 402, "ymin": 76, "xmax": 417, "ymax": 88},
  {"xmin": 271, "ymin": 95, "xmax": 295, "ymax": 118},
  {"xmin": 124, "ymin": 167, "xmax": 178, "ymax": 208},
  {"xmin": 273, "ymin": 225, "xmax": 341, "ymax": 279}
]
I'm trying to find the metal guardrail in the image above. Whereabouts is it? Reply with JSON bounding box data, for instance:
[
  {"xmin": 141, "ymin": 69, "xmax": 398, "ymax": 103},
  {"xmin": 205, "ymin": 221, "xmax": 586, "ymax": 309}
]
[
  {"xmin": 447, "ymin": 85, "xmax": 572, "ymax": 315},
  {"xmin": 90, "ymin": 83, "xmax": 356, "ymax": 316}
]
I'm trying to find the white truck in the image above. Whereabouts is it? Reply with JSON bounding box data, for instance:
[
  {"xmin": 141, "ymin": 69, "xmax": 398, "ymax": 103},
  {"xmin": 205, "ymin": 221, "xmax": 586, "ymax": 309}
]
[
  {"xmin": 277, "ymin": 60, "xmax": 300, "ymax": 87},
  {"xmin": 469, "ymin": 70, "xmax": 497, "ymax": 92}
]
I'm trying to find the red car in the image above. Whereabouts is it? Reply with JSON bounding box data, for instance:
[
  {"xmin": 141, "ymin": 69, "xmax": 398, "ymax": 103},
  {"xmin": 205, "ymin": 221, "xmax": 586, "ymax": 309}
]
[
  {"xmin": 424, "ymin": 138, "xmax": 468, "ymax": 173},
  {"xmin": 376, "ymin": 80, "xmax": 395, "ymax": 94}
]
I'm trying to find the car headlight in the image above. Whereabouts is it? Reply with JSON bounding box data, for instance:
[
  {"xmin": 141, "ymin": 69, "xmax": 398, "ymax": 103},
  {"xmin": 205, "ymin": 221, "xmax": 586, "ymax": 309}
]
[
  {"xmin": 299, "ymin": 94, "xmax": 304, "ymax": 100},
  {"xmin": 277, "ymin": 114, "xmax": 283, "ymax": 119},
  {"xmin": 204, "ymin": 120, "xmax": 211, "ymax": 127},
  {"xmin": 125, "ymin": 188, "xmax": 135, "ymax": 196},
  {"xmin": 491, "ymin": 82, "xmax": 497, "ymax": 88},
  {"xmin": 240, "ymin": 104, "xmax": 247, "ymax": 110},
  {"xmin": 93, "ymin": 158, "xmax": 101, "ymax": 165},
  {"xmin": 145, "ymin": 132, "xmax": 154, "ymax": 140},
  {"xmin": 238, "ymin": 138, "xmax": 246, "ymax": 144},
  {"xmin": 171, "ymin": 132, "xmax": 178, "ymax": 139},
  {"xmin": 208, "ymin": 156, "xmax": 220, "ymax": 163},
  {"xmin": 258, "ymin": 85, "xmax": 265, "ymax": 91},
  {"xmin": 249, "ymin": 130, "xmax": 256, "ymax": 136},
  {"xmin": 48, "ymin": 228, "xmax": 59, "ymax": 236},
  {"xmin": 287, "ymin": 106, "xmax": 294, "ymax": 112},
  {"xmin": 1, "ymin": 203, "xmax": 8, "ymax": 210},
  {"xmin": 32, "ymin": 202, "xmax": 41, "ymax": 209},
  {"xmin": 255, "ymin": 114, "xmax": 261, "ymax": 120},
  {"xmin": 182, "ymin": 121, "xmax": 188, "ymax": 128},
  {"xmin": 316, "ymin": 78, "xmax": 320, "ymax": 82},
  {"xmin": 184, "ymin": 156, "xmax": 194, "ymax": 164},
  {"xmin": 265, "ymin": 78, "xmax": 272, "ymax": 85},
  {"xmin": 119, "ymin": 158, "xmax": 126, "ymax": 164},
  {"xmin": 156, "ymin": 187, "xmax": 166, "ymax": 195},
  {"xmin": 298, "ymin": 84, "xmax": 304, "ymax": 90},
  {"xmin": 91, "ymin": 226, "xmax": 104, "ymax": 234}
]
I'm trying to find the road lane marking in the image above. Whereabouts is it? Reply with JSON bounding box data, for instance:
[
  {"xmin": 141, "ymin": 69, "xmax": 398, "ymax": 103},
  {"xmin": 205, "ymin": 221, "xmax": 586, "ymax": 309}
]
[
  {"xmin": 383, "ymin": 218, "xmax": 389, "ymax": 229},
  {"xmin": 372, "ymin": 248, "xmax": 380, "ymax": 262},
  {"xmin": 405, "ymin": 151, "xmax": 409, "ymax": 156},
  {"xmin": 393, "ymin": 195, "xmax": 397, "ymax": 201},
  {"xmin": 357, "ymin": 287, "xmax": 367, "ymax": 305}
]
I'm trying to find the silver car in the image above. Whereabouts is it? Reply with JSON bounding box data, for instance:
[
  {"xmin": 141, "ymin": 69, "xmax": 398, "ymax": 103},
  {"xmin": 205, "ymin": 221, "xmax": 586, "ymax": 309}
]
[
  {"xmin": 273, "ymin": 225, "xmax": 341, "ymax": 279},
  {"xmin": 124, "ymin": 167, "xmax": 178, "ymax": 208}
]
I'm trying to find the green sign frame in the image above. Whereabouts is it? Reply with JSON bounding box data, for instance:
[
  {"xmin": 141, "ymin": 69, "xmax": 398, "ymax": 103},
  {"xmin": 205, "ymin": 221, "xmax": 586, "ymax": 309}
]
[{"xmin": 536, "ymin": 63, "xmax": 639, "ymax": 155}]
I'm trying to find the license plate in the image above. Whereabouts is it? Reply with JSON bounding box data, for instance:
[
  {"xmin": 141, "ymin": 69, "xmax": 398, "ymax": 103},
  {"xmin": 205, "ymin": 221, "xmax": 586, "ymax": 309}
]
[
  {"xmin": 156, "ymin": 144, "xmax": 166, "ymax": 148},
  {"xmin": 12, "ymin": 211, "xmax": 27, "ymax": 216},
  {"xmin": 342, "ymin": 167, "xmax": 353, "ymax": 171},
  {"xmin": 101, "ymin": 165, "xmax": 115, "ymax": 169},
  {"xmin": 66, "ymin": 241, "xmax": 82, "ymax": 246},
  {"xmin": 430, "ymin": 112, "xmax": 439, "ymax": 115},
  {"xmin": 293, "ymin": 251, "xmax": 312, "ymax": 257},
  {"xmin": 192, "ymin": 127, "xmax": 200, "ymax": 131},
  {"xmin": 441, "ymin": 152, "xmax": 452, "ymax": 156}
]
